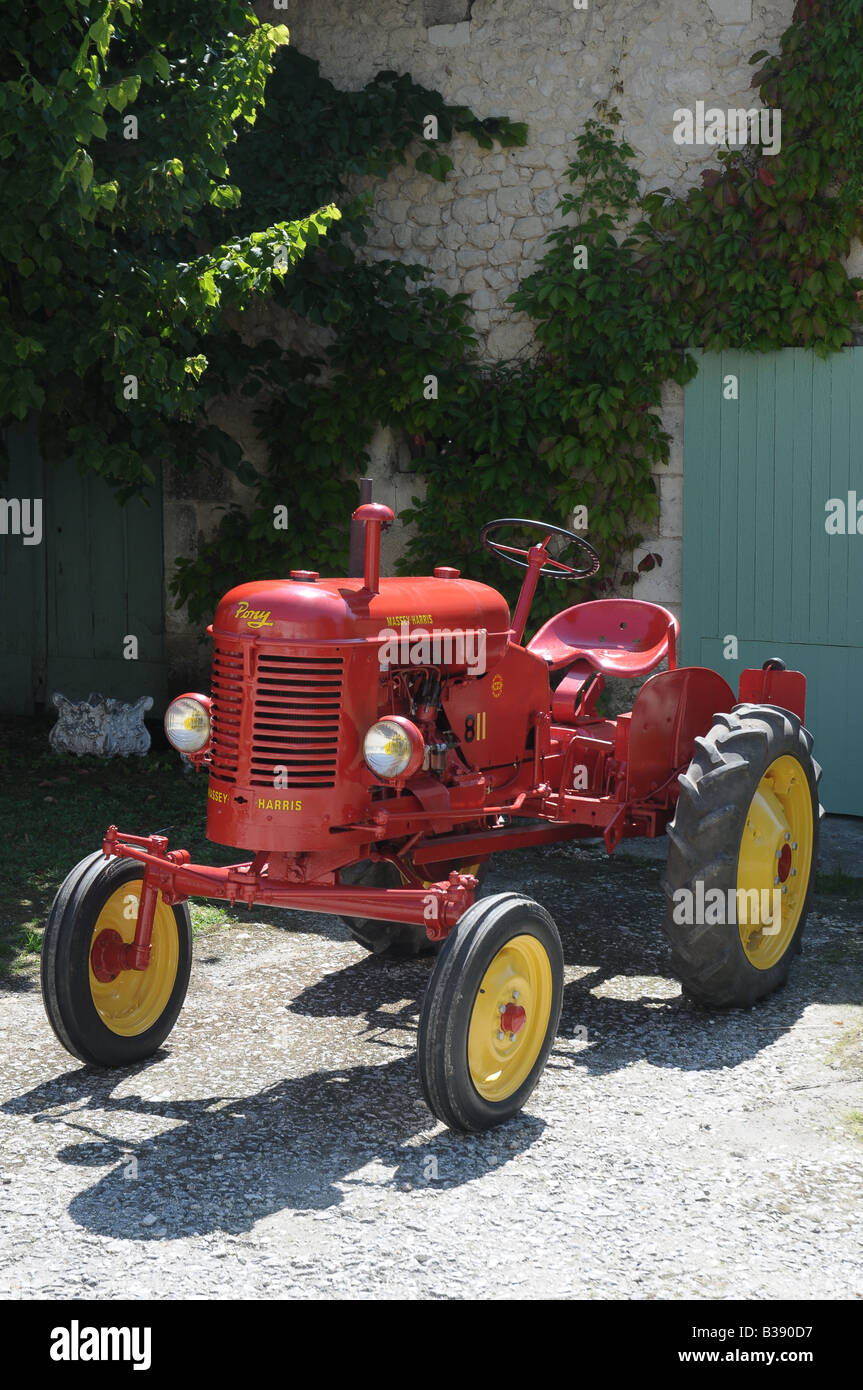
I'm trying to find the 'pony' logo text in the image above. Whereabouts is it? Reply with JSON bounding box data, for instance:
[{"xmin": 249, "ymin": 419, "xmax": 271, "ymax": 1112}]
[{"xmin": 234, "ymin": 601, "xmax": 274, "ymax": 629}]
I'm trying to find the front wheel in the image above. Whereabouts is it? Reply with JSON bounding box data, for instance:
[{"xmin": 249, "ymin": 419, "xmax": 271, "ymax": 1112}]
[
  {"xmin": 418, "ymin": 893, "xmax": 564, "ymax": 1132},
  {"xmin": 662, "ymin": 703, "xmax": 820, "ymax": 1008},
  {"xmin": 41, "ymin": 853, "xmax": 192, "ymax": 1066}
]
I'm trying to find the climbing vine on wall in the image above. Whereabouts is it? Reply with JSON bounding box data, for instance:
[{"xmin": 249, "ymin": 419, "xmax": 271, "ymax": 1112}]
[{"xmin": 173, "ymin": 0, "xmax": 863, "ymax": 631}]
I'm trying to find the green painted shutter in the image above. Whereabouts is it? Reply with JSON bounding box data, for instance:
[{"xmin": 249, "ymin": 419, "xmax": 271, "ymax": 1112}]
[
  {"xmin": 683, "ymin": 349, "xmax": 863, "ymax": 814},
  {"xmin": 1, "ymin": 428, "xmax": 167, "ymax": 714}
]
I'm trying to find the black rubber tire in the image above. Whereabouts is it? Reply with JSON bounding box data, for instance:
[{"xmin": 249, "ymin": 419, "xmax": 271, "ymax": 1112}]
[
  {"xmin": 662, "ymin": 703, "xmax": 821, "ymax": 1008},
  {"xmin": 417, "ymin": 892, "xmax": 564, "ymax": 1133},
  {"xmin": 340, "ymin": 857, "xmax": 486, "ymax": 958},
  {"xmin": 41, "ymin": 853, "xmax": 193, "ymax": 1067}
]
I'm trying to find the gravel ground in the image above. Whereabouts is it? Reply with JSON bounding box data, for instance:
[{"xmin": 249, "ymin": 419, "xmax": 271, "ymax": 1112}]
[{"xmin": 1, "ymin": 839, "xmax": 862, "ymax": 1300}]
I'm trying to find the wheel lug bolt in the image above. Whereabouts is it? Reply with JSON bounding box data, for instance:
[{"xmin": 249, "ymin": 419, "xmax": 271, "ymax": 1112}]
[
  {"xmin": 497, "ymin": 1030, "xmax": 505, "ymax": 1041},
  {"xmin": 791, "ymin": 868, "xmax": 797, "ymax": 876},
  {"xmin": 791, "ymin": 843, "xmax": 798, "ymax": 850},
  {"xmin": 512, "ymin": 990, "xmax": 520, "ymax": 1000},
  {"xmin": 785, "ymin": 832, "xmax": 790, "ymax": 841},
  {"xmin": 774, "ymin": 877, "xmax": 780, "ymax": 885},
  {"xmin": 782, "ymin": 886, "xmax": 788, "ymax": 895},
  {"xmin": 498, "ymin": 1004, "xmax": 506, "ymax": 1013}
]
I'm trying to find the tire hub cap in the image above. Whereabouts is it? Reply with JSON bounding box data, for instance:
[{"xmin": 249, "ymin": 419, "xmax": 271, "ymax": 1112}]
[
  {"xmin": 90, "ymin": 928, "xmax": 126, "ymax": 982},
  {"xmin": 500, "ymin": 1003, "xmax": 527, "ymax": 1035}
]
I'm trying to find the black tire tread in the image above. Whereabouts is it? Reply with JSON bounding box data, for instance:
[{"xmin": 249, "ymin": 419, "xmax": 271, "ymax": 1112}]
[
  {"xmin": 418, "ymin": 893, "xmax": 563, "ymax": 1133},
  {"xmin": 662, "ymin": 702, "xmax": 821, "ymax": 1008},
  {"xmin": 41, "ymin": 854, "xmax": 192, "ymax": 1067}
]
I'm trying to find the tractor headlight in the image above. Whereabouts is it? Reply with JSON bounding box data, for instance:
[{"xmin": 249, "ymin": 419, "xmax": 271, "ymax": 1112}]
[
  {"xmin": 165, "ymin": 694, "xmax": 212, "ymax": 754},
  {"xmin": 363, "ymin": 717, "xmax": 424, "ymax": 780}
]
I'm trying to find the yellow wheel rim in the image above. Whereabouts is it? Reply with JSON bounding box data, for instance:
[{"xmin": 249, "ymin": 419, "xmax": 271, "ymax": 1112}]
[
  {"xmin": 88, "ymin": 883, "xmax": 179, "ymax": 1036},
  {"xmin": 467, "ymin": 934, "xmax": 553, "ymax": 1102},
  {"xmin": 736, "ymin": 754, "xmax": 814, "ymax": 970}
]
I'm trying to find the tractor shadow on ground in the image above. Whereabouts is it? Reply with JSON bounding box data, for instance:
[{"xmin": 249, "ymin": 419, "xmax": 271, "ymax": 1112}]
[
  {"xmin": 7, "ymin": 846, "xmax": 857, "ymax": 1242},
  {"xmin": 1, "ymin": 1055, "xmax": 542, "ymax": 1243},
  {"xmin": 288, "ymin": 950, "xmax": 432, "ymax": 1036}
]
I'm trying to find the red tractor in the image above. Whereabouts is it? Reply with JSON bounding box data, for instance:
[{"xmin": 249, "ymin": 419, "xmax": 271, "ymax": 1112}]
[{"xmin": 41, "ymin": 506, "xmax": 820, "ymax": 1132}]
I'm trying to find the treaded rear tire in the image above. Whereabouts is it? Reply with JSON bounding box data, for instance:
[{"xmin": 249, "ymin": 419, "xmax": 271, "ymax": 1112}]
[{"xmin": 662, "ymin": 703, "xmax": 821, "ymax": 1008}]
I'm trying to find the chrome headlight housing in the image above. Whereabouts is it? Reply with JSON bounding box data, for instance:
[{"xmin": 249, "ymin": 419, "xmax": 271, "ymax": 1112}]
[
  {"xmin": 363, "ymin": 716, "xmax": 424, "ymax": 780},
  {"xmin": 164, "ymin": 694, "xmax": 212, "ymax": 754}
]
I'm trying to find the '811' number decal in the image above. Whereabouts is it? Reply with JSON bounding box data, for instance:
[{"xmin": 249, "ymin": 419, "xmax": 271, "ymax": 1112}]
[{"xmin": 464, "ymin": 713, "xmax": 487, "ymax": 743}]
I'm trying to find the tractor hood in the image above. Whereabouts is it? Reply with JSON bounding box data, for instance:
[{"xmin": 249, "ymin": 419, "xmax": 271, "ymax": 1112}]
[{"xmin": 212, "ymin": 572, "xmax": 512, "ymax": 666}]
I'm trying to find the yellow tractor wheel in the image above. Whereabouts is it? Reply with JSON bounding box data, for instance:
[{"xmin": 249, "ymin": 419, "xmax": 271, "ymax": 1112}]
[
  {"xmin": 41, "ymin": 853, "xmax": 192, "ymax": 1066},
  {"xmin": 418, "ymin": 893, "xmax": 563, "ymax": 1132}
]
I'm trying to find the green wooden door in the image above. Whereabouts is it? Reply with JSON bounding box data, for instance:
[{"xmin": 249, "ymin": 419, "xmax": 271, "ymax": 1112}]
[
  {"xmin": 683, "ymin": 348, "xmax": 863, "ymax": 814},
  {"xmin": 1, "ymin": 423, "xmax": 167, "ymax": 714}
]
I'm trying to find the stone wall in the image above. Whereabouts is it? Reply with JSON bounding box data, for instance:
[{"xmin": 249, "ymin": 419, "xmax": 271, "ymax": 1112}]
[
  {"xmin": 245, "ymin": 0, "xmax": 816, "ymax": 625},
  {"xmin": 166, "ymin": 0, "xmax": 858, "ymax": 682}
]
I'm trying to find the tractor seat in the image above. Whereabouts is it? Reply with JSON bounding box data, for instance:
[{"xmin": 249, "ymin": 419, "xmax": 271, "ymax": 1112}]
[{"xmin": 526, "ymin": 598, "xmax": 679, "ymax": 676}]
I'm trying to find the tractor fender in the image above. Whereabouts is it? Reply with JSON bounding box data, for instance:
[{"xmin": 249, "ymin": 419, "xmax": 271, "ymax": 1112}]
[
  {"xmin": 625, "ymin": 666, "xmax": 736, "ymax": 802},
  {"xmin": 738, "ymin": 664, "xmax": 806, "ymax": 722}
]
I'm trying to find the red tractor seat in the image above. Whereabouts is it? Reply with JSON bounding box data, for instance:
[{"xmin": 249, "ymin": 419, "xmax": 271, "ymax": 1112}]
[{"xmin": 526, "ymin": 598, "xmax": 679, "ymax": 676}]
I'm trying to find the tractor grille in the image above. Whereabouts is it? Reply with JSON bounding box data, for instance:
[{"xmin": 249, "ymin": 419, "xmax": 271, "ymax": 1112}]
[
  {"xmin": 210, "ymin": 642, "xmax": 344, "ymax": 789},
  {"xmin": 210, "ymin": 643, "xmax": 243, "ymax": 783}
]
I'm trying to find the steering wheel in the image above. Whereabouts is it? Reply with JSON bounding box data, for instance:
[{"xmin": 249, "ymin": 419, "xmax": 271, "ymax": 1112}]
[{"xmin": 480, "ymin": 517, "xmax": 600, "ymax": 580}]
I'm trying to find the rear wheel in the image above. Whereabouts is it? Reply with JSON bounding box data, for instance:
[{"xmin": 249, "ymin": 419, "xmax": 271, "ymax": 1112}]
[
  {"xmin": 41, "ymin": 853, "xmax": 192, "ymax": 1066},
  {"xmin": 418, "ymin": 893, "xmax": 564, "ymax": 1132},
  {"xmin": 662, "ymin": 704, "xmax": 820, "ymax": 1008},
  {"xmin": 339, "ymin": 856, "xmax": 485, "ymax": 957}
]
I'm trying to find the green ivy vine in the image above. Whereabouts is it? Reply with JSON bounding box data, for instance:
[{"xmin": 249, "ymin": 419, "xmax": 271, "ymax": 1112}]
[{"xmin": 173, "ymin": 0, "xmax": 863, "ymax": 635}]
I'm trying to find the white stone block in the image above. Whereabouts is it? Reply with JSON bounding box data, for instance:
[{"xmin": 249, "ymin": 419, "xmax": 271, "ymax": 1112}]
[
  {"xmin": 452, "ymin": 196, "xmax": 490, "ymax": 226},
  {"xmin": 513, "ymin": 216, "xmax": 546, "ymax": 240},
  {"xmin": 488, "ymin": 239, "xmax": 521, "ymax": 266},
  {"xmin": 456, "ymin": 247, "xmax": 488, "ymax": 268},
  {"xmin": 495, "ymin": 184, "xmax": 533, "ymax": 217},
  {"xmin": 706, "ymin": 0, "xmax": 752, "ymax": 22},
  {"xmin": 427, "ymin": 21, "xmax": 471, "ymax": 46},
  {"xmin": 380, "ymin": 199, "xmax": 409, "ymax": 223},
  {"xmin": 468, "ymin": 223, "xmax": 499, "ymax": 250},
  {"xmin": 535, "ymin": 187, "xmax": 559, "ymax": 215},
  {"xmin": 411, "ymin": 204, "xmax": 442, "ymax": 227},
  {"xmin": 459, "ymin": 173, "xmax": 500, "ymax": 193}
]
